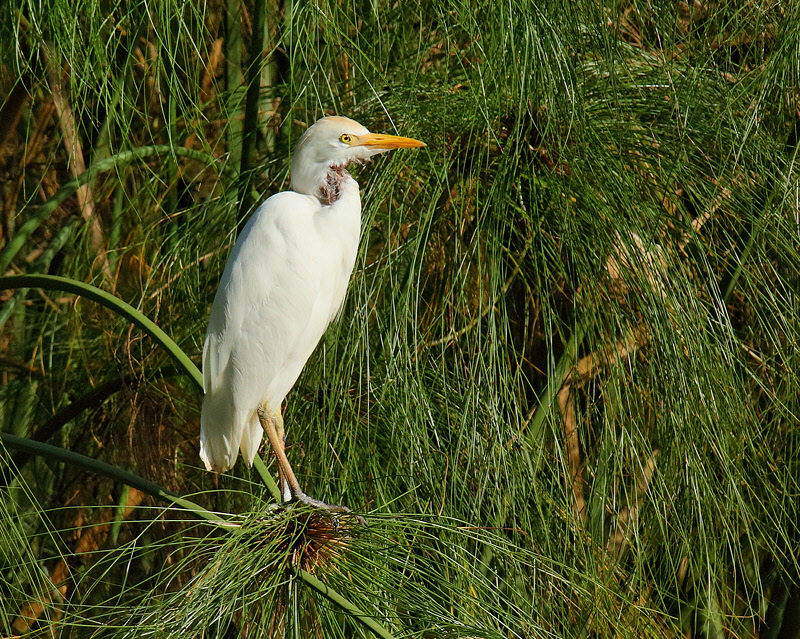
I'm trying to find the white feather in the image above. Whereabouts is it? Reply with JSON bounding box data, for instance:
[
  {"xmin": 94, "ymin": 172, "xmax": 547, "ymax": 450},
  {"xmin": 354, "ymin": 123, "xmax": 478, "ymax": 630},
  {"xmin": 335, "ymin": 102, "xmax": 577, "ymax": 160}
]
[
  {"xmin": 200, "ymin": 184, "xmax": 361, "ymax": 472},
  {"xmin": 199, "ymin": 116, "xmax": 423, "ymax": 474}
]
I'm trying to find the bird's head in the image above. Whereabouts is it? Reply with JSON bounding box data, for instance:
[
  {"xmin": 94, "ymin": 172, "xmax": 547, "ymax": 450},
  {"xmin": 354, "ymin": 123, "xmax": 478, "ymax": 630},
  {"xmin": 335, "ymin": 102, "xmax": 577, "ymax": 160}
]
[{"xmin": 290, "ymin": 116, "xmax": 425, "ymax": 200}]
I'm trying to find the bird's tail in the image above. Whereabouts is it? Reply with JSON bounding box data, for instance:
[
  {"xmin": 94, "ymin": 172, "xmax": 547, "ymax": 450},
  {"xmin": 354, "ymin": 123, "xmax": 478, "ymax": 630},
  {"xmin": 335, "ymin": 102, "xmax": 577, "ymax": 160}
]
[
  {"xmin": 200, "ymin": 393, "xmax": 243, "ymax": 473},
  {"xmin": 200, "ymin": 389, "xmax": 259, "ymax": 473}
]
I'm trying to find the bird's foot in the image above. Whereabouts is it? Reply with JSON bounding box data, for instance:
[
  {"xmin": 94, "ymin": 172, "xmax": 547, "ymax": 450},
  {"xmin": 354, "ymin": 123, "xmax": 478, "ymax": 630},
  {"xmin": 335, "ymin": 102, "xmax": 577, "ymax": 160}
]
[{"xmin": 286, "ymin": 491, "xmax": 366, "ymax": 527}]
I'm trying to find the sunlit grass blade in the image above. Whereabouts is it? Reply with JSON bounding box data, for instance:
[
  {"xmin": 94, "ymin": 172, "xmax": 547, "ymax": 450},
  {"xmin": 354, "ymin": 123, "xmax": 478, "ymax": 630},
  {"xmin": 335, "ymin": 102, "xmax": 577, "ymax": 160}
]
[
  {"xmin": 1, "ymin": 432, "xmax": 226, "ymax": 524},
  {"xmin": 0, "ymin": 274, "xmax": 202, "ymax": 388},
  {"xmin": 0, "ymin": 274, "xmax": 282, "ymax": 497},
  {"xmin": 1, "ymin": 0, "xmax": 799, "ymax": 637},
  {"xmin": 0, "ymin": 145, "xmax": 237, "ymax": 273}
]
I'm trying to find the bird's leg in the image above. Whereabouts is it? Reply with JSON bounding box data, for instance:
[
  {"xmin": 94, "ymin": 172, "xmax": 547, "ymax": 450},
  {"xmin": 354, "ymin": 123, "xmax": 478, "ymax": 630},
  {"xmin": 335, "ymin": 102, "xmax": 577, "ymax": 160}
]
[
  {"xmin": 256, "ymin": 405, "xmax": 351, "ymax": 513},
  {"xmin": 271, "ymin": 410, "xmax": 292, "ymax": 502},
  {"xmin": 257, "ymin": 405, "xmax": 303, "ymax": 498}
]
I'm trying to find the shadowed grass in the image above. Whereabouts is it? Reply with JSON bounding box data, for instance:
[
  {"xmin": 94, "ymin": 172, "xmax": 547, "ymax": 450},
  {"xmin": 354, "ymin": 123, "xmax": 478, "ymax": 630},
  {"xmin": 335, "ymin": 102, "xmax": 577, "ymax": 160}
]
[{"xmin": 1, "ymin": 0, "xmax": 799, "ymax": 637}]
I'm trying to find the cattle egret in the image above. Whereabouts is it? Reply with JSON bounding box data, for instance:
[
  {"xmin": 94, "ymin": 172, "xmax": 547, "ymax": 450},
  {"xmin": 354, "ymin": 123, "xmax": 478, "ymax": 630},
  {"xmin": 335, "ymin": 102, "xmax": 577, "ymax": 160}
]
[{"xmin": 200, "ymin": 116, "xmax": 425, "ymax": 512}]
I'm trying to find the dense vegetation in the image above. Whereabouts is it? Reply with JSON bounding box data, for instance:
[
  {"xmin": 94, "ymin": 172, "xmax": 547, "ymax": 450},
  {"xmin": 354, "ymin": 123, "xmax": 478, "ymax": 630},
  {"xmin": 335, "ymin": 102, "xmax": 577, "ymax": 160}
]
[{"xmin": 1, "ymin": 1, "xmax": 799, "ymax": 637}]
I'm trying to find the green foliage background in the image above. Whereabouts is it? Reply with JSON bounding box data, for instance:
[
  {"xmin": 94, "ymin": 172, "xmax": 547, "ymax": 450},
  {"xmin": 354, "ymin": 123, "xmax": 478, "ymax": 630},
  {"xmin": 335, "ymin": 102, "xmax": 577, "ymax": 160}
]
[{"xmin": 1, "ymin": 0, "xmax": 799, "ymax": 637}]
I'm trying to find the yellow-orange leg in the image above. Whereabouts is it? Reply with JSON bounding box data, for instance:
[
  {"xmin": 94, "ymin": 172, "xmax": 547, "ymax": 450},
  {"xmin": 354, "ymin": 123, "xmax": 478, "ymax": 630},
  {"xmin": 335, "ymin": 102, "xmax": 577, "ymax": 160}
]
[{"xmin": 256, "ymin": 405, "xmax": 351, "ymax": 513}]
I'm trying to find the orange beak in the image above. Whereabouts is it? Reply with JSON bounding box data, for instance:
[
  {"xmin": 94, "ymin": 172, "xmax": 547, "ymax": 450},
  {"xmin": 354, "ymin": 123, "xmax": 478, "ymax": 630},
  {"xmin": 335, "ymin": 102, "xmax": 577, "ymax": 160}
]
[{"xmin": 352, "ymin": 132, "xmax": 426, "ymax": 150}]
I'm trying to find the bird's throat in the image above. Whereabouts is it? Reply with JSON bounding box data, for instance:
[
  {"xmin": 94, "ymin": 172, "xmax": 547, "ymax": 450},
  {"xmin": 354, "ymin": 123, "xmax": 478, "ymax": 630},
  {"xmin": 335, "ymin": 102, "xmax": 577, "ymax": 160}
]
[{"xmin": 319, "ymin": 164, "xmax": 353, "ymax": 205}]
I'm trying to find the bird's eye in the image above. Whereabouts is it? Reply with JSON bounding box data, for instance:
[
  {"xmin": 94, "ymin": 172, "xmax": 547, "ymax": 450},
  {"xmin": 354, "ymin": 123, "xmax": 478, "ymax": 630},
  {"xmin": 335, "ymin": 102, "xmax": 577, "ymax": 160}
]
[{"xmin": 339, "ymin": 134, "xmax": 353, "ymax": 144}]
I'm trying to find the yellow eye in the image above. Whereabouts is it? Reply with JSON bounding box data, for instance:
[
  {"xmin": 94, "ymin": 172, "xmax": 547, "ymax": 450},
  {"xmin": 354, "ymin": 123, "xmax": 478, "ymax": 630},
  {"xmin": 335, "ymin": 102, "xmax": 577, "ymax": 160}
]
[{"xmin": 339, "ymin": 134, "xmax": 353, "ymax": 144}]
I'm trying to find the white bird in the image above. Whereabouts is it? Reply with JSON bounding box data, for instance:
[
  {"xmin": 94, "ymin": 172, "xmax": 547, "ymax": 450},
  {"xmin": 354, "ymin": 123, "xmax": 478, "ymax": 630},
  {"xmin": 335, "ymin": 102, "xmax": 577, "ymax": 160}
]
[{"xmin": 200, "ymin": 115, "xmax": 425, "ymax": 511}]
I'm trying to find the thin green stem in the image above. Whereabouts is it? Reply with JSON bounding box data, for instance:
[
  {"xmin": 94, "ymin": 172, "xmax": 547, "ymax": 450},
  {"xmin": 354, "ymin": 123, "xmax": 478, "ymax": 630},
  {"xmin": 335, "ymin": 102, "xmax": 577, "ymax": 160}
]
[
  {"xmin": 295, "ymin": 569, "xmax": 396, "ymax": 639},
  {"xmin": 1, "ymin": 433, "xmax": 230, "ymax": 524},
  {"xmin": 3, "ymin": 368, "xmax": 182, "ymax": 482},
  {"xmin": 253, "ymin": 454, "xmax": 281, "ymax": 502},
  {"xmin": 524, "ymin": 323, "xmax": 586, "ymax": 475},
  {"xmin": 225, "ymin": 0, "xmax": 244, "ymax": 229},
  {"xmin": 0, "ymin": 274, "xmax": 202, "ymax": 388},
  {"xmin": 0, "ymin": 145, "xmax": 237, "ymax": 273},
  {"xmin": 237, "ymin": 0, "xmax": 267, "ymax": 233}
]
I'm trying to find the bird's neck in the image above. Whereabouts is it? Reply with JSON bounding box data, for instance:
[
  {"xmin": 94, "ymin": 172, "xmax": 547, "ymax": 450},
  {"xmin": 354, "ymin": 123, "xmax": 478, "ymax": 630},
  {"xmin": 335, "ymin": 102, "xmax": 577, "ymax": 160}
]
[
  {"xmin": 318, "ymin": 164, "xmax": 352, "ymax": 205},
  {"xmin": 291, "ymin": 160, "xmax": 363, "ymax": 205}
]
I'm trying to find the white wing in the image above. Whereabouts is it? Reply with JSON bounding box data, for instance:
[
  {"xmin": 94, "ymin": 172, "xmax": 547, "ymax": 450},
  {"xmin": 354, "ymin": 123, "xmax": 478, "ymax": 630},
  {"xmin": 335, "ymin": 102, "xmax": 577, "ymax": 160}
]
[{"xmin": 200, "ymin": 183, "xmax": 361, "ymax": 472}]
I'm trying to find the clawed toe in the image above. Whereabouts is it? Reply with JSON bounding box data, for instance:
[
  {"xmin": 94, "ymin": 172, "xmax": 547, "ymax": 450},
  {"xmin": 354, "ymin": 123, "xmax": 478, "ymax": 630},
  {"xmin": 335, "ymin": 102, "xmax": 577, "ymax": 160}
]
[{"xmin": 285, "ymin": 491, "xmax": 367, "ymax": 527}]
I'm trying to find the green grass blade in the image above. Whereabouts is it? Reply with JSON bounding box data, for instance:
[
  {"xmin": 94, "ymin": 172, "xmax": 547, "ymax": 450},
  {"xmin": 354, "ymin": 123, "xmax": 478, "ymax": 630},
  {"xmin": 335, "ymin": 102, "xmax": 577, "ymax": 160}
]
[
  {"xmin": 4, "ymin": 368, "xmax": 182, "ymax": 481},
  {"xmin": 524, "ymin": 322, "xmax": 586, "ymax": 475},
  {"xmin": 0, "ymin": 275, "xmax": 282, "ymax": 497},
  {"xmin": 0, "ymin": 145, "xmax": 237, "ymax": 273},
  {"xmin": 0, "ymin": 274, "xmax": 203, "ymax": 389},
  {"xmin": 295, "ymin": 568, "xmax": 396, "ymax": 639},
  {"xmin": 1, "ymin": 433, "xmax": 229, "ymax": 524},
  {"xmin": 252, "ymin": 454, "xmax": 281, "ymax": 502},
  {"xmin": 237, "ymin": 0, "xmax": 266, "ymax": 228}
]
